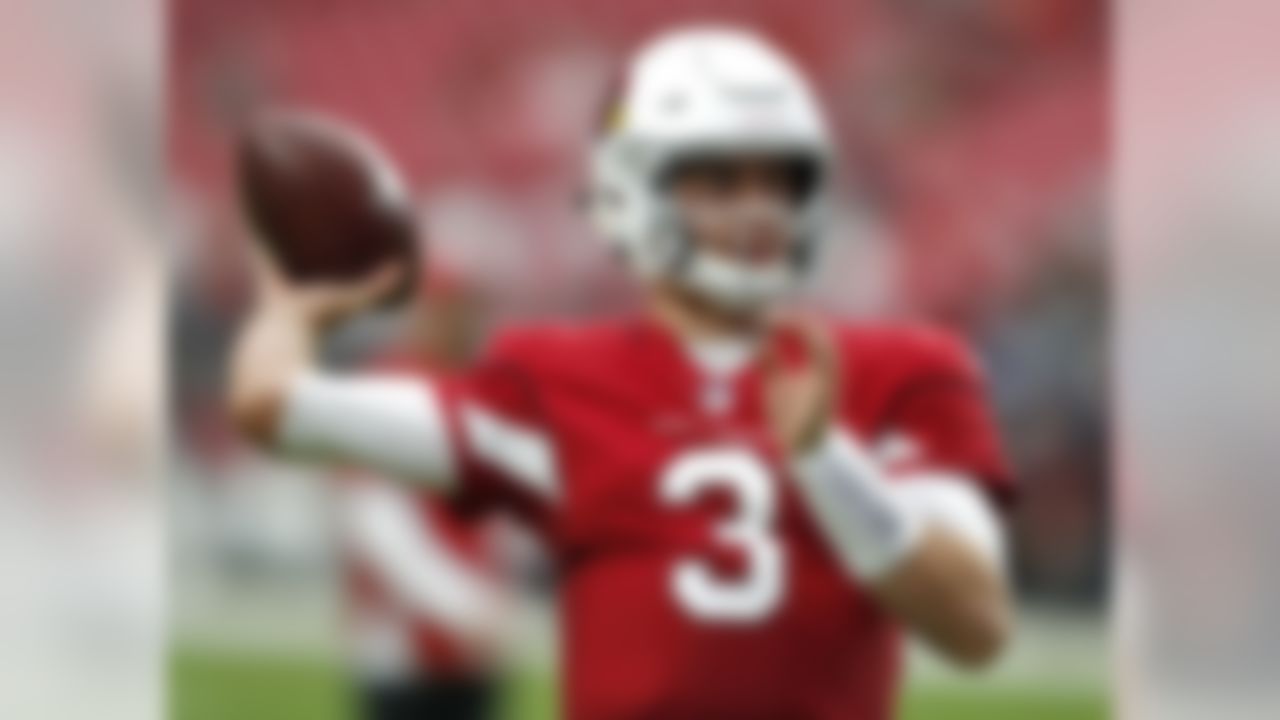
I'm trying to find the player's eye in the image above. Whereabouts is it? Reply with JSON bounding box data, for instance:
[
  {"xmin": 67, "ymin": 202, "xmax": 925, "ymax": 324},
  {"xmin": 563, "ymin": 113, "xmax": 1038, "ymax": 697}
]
[{"xmin": 773, "ymin": 157, "xmax": 820, "ymax": 203}]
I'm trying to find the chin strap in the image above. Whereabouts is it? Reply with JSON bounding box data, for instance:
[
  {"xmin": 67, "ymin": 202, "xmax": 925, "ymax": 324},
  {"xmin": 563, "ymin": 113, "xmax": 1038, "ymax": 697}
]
[{"xmin": 681, "ymin": 252, "xmax": 796, "ymax": 311}]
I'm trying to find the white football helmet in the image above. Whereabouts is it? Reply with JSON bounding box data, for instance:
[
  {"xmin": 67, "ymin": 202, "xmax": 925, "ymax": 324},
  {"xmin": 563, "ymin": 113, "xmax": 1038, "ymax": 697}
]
[{"xmin": 589, "ymin": 26, "xmax": 834, "ymax": 310}]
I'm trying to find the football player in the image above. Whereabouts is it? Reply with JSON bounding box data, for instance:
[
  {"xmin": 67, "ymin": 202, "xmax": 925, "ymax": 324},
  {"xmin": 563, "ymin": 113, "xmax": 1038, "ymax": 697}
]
[{"xmin": 230, "ymin": 27, "xmax": 1014, "ymax": 720}]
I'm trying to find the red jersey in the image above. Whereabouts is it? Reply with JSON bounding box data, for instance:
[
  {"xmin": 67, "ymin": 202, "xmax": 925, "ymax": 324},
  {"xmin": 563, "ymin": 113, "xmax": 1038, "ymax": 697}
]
[{"xmin": 433, "ymin": 317, "xmax": 1010, "ymax": 720}]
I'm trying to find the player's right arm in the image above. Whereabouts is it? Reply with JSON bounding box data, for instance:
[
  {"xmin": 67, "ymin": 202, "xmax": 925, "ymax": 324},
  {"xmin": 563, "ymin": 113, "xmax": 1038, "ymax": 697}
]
[
  {"xmin": 228, "ymin": 251, "xmax": 458, "ymax": 485},
  {"xmin": 231, "ymin": 252, "xmax": 557, "ymax": 514}
]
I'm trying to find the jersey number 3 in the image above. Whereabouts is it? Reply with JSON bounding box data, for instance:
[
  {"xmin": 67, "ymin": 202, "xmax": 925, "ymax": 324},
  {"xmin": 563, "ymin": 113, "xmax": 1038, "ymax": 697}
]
[{"xmin": 660, "ymin": 448, "xmax": 785, "ymax": 623}]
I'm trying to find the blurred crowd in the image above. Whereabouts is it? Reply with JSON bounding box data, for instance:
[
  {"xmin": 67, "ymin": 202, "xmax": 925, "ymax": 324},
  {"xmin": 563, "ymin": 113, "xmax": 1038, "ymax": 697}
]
[{"xmin": 169, "ymin": 0, "xmax": 1108, "ymax": 685}]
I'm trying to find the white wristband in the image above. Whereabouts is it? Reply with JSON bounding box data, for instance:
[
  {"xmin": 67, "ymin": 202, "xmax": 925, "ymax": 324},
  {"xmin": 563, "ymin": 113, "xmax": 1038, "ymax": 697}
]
[{"xmin": 790, "ymin": 429, "xmax": 924, "ymax": 582}]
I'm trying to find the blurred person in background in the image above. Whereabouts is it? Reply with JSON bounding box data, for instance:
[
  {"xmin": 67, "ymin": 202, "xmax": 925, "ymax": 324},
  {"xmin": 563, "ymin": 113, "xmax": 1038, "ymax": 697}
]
[
  {"xmin": 229, "ymin": 27, "xmax": 1013, "ymax": 720},
  {"xmin": 339, "ymin": 268, "xmax": 510, "ymax": 720}
]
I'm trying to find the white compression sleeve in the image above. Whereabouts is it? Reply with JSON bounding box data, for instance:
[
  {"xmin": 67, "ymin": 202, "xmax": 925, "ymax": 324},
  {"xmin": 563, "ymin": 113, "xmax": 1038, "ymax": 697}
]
[
  {"xmin": 277, "ymin": 372, "xmax": 457, "ymax": 490},
  {"xmin": 791, "ymin": 429, "xmax": 1005, "ymax": 582}
]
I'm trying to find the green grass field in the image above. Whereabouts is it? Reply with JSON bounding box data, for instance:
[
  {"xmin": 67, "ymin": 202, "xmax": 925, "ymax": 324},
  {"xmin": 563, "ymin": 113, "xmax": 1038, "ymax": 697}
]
[{"xmin": 170, "ymin": 648, "xmax": 1107, "ymax": 720}]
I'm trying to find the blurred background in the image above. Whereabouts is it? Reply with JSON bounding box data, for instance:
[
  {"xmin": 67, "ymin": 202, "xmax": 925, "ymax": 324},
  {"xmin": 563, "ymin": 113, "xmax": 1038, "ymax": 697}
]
[{"xmin": 168, "ymin": 0, "xmax": 1107, "ymax": 718}]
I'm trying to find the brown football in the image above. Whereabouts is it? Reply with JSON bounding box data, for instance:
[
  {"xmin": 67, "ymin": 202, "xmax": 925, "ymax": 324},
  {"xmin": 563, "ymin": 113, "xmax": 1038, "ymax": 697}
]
[{"xmin": 238, "ymin": 110, "xmax": 418, "ymax": 304}]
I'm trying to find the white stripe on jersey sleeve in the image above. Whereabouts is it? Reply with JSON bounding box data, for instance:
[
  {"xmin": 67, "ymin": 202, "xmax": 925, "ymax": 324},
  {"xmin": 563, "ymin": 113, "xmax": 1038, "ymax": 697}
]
[
  {"xmin": 461, "ymin": 403, "xmax": 559, "ymax": 502},
  {"xmin": 343, "ymin": 480, "xmax": 503, "ymax": 641},
  {"xmin": 279, "ymin": 372, "xmax": 456, "ymax": 489},
  {"xmin": 891, "ymin": 472, "xmax": 1007, "ymax": 570}
]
